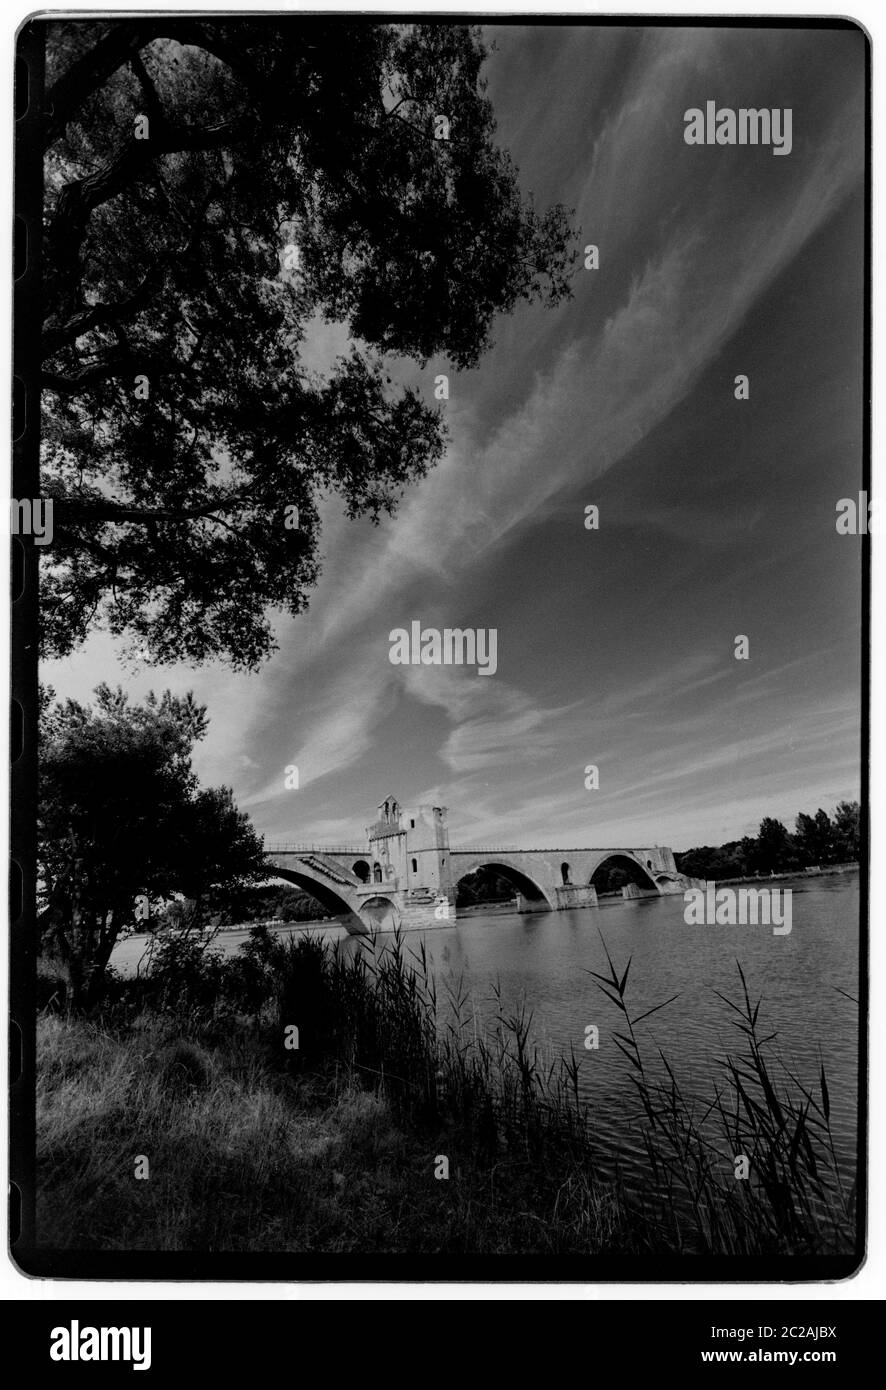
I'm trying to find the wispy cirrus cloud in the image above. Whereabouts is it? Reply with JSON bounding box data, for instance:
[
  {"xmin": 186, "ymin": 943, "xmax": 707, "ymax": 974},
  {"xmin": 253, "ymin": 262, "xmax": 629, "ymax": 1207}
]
[
  {"xmin": 400, "ymin": 663, "xmax": 579, "ymax": 774},
  {"xmin": 42, "ymin": 26, "xmax": 865, "ymax": 854},
  {"xmin": 238, "ymin": 654, "xmax": 395, "ymax": 808},
  {"xmin": 302, "ymin": 76, "xmax": 863, "ymax": 658}
]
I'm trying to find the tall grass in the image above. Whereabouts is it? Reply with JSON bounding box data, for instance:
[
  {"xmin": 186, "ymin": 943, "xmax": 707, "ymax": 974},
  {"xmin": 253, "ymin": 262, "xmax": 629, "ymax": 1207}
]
[
  {"xmin": 35, "ymin": 925, "xmax": 856, "ymax": 1255},
  {"xmin": 37, "ymin": 1011, "xmax": 413, "ymax": 1251},
  {"xmin": 586, "ymin": 936, "xmax": 855, "ymax": 1256}
]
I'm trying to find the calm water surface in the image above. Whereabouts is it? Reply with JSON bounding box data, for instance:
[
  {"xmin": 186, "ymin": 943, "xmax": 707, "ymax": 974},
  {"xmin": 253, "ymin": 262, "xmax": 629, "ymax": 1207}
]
[{"xmin": 114, "ymin": 874, "xmax": 861, "ymax": 1180}]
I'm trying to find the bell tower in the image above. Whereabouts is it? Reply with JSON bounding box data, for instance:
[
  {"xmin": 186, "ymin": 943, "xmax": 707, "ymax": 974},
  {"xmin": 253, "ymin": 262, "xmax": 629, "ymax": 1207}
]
[
  {"xmin": 366, "ymin": 796, "xmax": 451, "ymax": 898},
  {"xmin": 401, "ymin": 803, "xmax": 451, "ymax": 896}
]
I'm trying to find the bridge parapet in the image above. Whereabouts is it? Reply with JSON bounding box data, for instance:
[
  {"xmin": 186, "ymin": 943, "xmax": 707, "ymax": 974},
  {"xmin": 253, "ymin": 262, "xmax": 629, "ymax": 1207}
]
[{"xmin": 263, "ymin": 842, "xmax": 364, "ymax": 854}]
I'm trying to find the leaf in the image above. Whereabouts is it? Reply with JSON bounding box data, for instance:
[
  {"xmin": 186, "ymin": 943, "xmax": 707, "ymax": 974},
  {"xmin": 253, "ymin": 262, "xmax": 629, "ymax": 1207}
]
[
  {"xmin": 820, "ymin": 1064, "xmax": 830, "ymax": 1123},
  {"xmin": 612, "ymin": 1037, "xmax": 643, "ymax": 1071},
  {"xmin": 589, "ymin": 981, "xmax": 627, "ymax": 1013},
  {"xmin": 618, "ymin": 956, "xmax": 632, "ymax": 995},
  {"xmin": 787, "ymin": 1104, "xmax": 808, "ymax": 1175},
  {"xmin": 633, "ymin": 993, "xmax": 681, "ymax": 1025}
]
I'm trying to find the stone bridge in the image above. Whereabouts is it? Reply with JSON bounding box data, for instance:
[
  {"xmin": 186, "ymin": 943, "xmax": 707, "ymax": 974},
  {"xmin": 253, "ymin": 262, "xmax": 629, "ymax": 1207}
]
[{"xmin": 263, "ymin": 795, "xmax": 699, "ymax": 935}]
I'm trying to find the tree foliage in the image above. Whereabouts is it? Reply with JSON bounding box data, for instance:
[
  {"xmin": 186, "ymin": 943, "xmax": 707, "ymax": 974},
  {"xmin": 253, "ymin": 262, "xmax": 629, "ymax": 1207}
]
[
  {"xmin": 38, "ymin": 682, "xmax": 266, "ymax": 1007},
  {"xmin": 157, "ymin": 882, "xmax": 334, "ymax": 929},
  {"xmin": 455, "ymin": 866, "xmax": 516, "ymax": 906},
  {"xmin": 40, "ymin": 19, "xmax": 576, "ymax": 667},
  {"xmin": 676, "ymin": 802, "xmax": 862, "ymax": 880}
]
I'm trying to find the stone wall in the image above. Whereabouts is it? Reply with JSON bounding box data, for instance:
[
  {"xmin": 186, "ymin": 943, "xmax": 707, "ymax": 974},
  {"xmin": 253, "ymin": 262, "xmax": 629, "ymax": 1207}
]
[
  {"xmin": 397, "ymin": 894, "xmax": 454, "ymax": 931},
  {"xmin": 554, "ymin": 883, "xmax": 599, "ymax": 909}
]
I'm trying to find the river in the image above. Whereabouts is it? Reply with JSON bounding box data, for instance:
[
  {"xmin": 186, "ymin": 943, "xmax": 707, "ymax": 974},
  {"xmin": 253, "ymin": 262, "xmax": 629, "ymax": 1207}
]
[{"xmin": 112, "ymin": 872, "xmax": 861, "ymax": 1183}]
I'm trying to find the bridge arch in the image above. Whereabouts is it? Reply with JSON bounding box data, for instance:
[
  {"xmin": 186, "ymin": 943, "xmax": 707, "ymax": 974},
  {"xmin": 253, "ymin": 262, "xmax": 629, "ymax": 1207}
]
[
  {"xmin": 265, "ymin": 866, "xmax": 369, "ymax": 935},
  {"xmin": 451, "ymin": 858, "xmax": 556, "ymax": 911},
  {"xmin": 360, "ymin": 895, "xmax": 400, "ymax": 932},
  {"xmin": 589, "ymin": 853, "xmax": 659, "ymax": 894}
]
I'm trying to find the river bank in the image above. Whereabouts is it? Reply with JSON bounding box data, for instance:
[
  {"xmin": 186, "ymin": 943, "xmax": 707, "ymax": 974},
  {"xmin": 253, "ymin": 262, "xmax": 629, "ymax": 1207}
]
[
  {"xmin": 38, "ymin": 921, "xmax": 856, "ymax": 1257},
  {"xmin": 712, "ymin": 863, "xmax": 859, "ymax": 887},
  {"xmin": 36, "ymin": 1009, "xmax": 626, "ymax": 1253}
]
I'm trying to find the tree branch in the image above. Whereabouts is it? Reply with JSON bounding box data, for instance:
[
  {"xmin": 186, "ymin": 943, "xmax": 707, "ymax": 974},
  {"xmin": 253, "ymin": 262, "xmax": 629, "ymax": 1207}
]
[
  {"xmin": 53, "ymin": 111, "xmax": 252, "ymax": 236},
  {"xmin": 129, "ymin": 49, "xmax": 166, "ymax": 127},
  {"xmin": 43, "ymin": 266, "xmax": 163, "ymax": 355},
  {"xmin": 44, "ymin": 23, "xmax": 162, "ymax": 149},
  {"xmin": 42, "ymin": 350, "xmax": 184, "ymax": 394},
  {"xmin": 43, "ymin": 20, "xmax": 273, "ymax": 151},
  {"xmin": 53, "ymin": 495, "xmax": 253, "ymax": 525}
]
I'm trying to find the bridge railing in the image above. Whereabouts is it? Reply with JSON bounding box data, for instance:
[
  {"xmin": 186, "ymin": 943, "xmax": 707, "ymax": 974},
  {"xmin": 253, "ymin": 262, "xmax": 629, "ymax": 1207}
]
[
  {"xmin": 450, "ymin": 846, "xmax": 522, "ymax": 853},
  {"xmin": 450, "ymin": 846, "xmax": 653, "ymax": 854},
  {"xmin": 264, "ymin": 842, "xmax": 366, "ymax": 855}
]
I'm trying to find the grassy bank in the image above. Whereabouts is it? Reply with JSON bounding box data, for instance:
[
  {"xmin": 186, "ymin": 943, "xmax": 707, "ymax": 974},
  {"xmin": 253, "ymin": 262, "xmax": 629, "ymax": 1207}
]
[
  {"xmin": 711, "ymin": 863, "xmax": 860, "ymax": 888},
  {"xmin": 36, "ymin": 929, "xmax": 856, "ymax": 1255},
  {"xmin": 38, "ymin": 1011, "xmax": 628, "ymax": 1253}
]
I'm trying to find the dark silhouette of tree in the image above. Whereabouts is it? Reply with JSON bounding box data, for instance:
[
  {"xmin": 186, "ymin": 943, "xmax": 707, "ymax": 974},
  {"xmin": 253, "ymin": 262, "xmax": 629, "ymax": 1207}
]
[
  {"xmin": 455, "ymin": 867, "xmax": 515, "ymax": 906},
  {"xmin": 832, "ymin": 800, "xmax": 861, "ymax": 861},
  {"xmin": 795, "ymin": 808, "xmax": 836, "ymax": 866},
  {"xmin": 592, "ymin": 860, "xmax": 653, "ymax": 893},
  {"xmin": 203, "ymin": 883, "xmax": 333, "ymax": 927},
  {"xmin": 678, "ymin": 803, "xmax": 863, "ymax": 881},
  {"xmin": 40, "ymin": 20, "xmax": 576, "ymax": 667},
  {"xmin": 676, "ymin": 841, "xmax": 747, "ymax": 880},
  {"xmin": 38, "ymin": 682, "xmax": 266, "ymax": 1007},
  {"xmin": 743, "ymin": 818, "xmax": 796, "ymax": 874}
]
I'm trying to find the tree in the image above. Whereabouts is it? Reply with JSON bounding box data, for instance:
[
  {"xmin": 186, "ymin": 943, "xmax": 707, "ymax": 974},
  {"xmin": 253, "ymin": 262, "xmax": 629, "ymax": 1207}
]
[
  {"xmin": 748, "ymin": 817, "xmax": 798, "ymax": 875},
  {"xmin": 832, "ymin": 800, "xmax": 861, "ymax": 861},
  {"xmin": 794, "ymin": 809, "xmax": 836, "ymax": 867},
  {"xmin": 40, "ymin": 19, "xmax": 576, "ymax": 667},
  {"xmin": 206, "ymin": 883, "xmax": 334, "ymax": 926},
  {"xmin": 676, "ymin": 842, "xmax": 748, "ymax": 880},
  {"xmin": 455, "ymin": 867, "xmax": 515, "ymax": 906},
  {"xmin": 595, "ymin": 865, "xmax": 631, "ymax": 893},
  {"xmin": 38, "ymin": 683, "xmax": 266, "ymax": 1007}
]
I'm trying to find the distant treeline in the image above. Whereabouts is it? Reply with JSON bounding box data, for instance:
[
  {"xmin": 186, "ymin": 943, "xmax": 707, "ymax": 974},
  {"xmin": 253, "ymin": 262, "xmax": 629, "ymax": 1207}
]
[
  {"xmin": 456, "ymin": 869, "xmax": 515, "ymax": 906},
  {"xmin": 153, "ymin": 885, "xmax": 334, "ymax": 932},
  {"xmin": 217, "ymin": 886, "xmax": 334, "ymax": 926},
  {"xmin": 675, "ymin": 801, "xmax": 860, "ymax": 881}
]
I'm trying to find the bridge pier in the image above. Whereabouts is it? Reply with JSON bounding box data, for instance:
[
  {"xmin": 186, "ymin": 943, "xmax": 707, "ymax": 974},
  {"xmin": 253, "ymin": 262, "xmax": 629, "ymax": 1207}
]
[
  {"xmin": 555, "ymin": 883, "xmax": 599, "ymax": 910},
  {"xmin": 513, "ymin": 890, "xmax": 545, "ymax": 914}
]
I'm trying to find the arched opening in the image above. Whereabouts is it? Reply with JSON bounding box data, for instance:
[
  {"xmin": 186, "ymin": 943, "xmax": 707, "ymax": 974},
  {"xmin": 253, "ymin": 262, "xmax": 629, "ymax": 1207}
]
[
  {"xmin": 454, "ymin": 861, "xmax": 552, "ymax": 913},
  {"xmin": 561, "ymin": 862, "xmax": 571, "ymax": 885},
  {"xmin": 411, "ymin": 857, "xmax": 418, "ymax": 874},
  {"xmin": 264, "ymin": 869, "xmax": 367, "ymax": 934},
  {"xmin": 646, "ymin": 859, "xmax": 653, "ymax": 869},
  {"xmin": 372, "ymin": 861, "xmax": 383, "ymax": 884},
  {"xmin": 352, "ymin": 859, "xmax": 370, "ymax": 883},
  {"xmin": 590, "ymin": 854, "xmax": 659, "ymax": 897},
  {"xmin": 361, "ymin": 895, "xmax": 399, "ymax": 933}
]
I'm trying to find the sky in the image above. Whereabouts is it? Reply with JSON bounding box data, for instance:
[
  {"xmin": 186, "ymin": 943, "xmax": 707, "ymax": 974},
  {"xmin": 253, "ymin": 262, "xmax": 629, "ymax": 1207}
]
[{"xmin": 43, "ymin": 22, "xmax": 867, "ymax": 853}]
